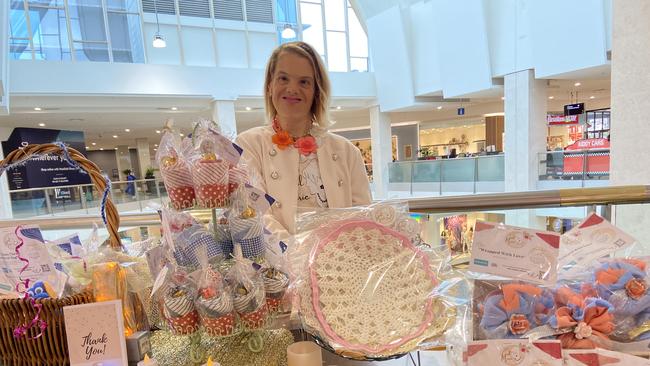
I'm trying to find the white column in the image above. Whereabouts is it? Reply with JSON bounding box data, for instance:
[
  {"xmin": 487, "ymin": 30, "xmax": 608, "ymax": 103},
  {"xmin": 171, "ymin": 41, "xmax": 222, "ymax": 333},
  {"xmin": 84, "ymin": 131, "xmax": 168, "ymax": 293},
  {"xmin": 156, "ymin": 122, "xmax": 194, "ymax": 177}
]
[
  {"xmin": 115, "ymin": 145, "xmax": 132, "ymax": 181},
  {"xmin": 211, "ymin": 100, "xmax": 237, "ymax": 139},
  {"xmin": 503, "ymin": 69, "xmax": 547, "ymax": 229},
  {"xmin": 135, "ymin": 138, "xmax": 151, "ymax": 178},
  {"xmin": 610, "ymin": 0, "xmax": 650, "ymax": 254},
  {"xmin": 0, "ymin": 0, "xmax": 9, "ymax": 115},
  {"xmin": 369, "ymin": 105, "xmax": 392, "ymax": 200},
  {"xmin": 0, "ymin": 127, "xmax": 12, "ymax": 219}
]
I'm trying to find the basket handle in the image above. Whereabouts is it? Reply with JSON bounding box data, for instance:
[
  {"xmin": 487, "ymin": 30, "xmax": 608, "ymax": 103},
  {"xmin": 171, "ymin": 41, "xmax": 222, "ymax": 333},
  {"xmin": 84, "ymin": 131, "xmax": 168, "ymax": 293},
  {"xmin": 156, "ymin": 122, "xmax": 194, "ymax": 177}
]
[{"xmin": 0, "ymin": 143, "xmax": 121, "ymax": 249}]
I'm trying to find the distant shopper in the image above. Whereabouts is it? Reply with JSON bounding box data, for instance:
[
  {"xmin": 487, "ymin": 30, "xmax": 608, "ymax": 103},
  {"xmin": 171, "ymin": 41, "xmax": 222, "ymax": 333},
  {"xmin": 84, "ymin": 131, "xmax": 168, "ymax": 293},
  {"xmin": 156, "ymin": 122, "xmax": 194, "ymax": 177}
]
[{"xmin": 124, "ymin": 169, "xmax": 136, "ymax": 197}]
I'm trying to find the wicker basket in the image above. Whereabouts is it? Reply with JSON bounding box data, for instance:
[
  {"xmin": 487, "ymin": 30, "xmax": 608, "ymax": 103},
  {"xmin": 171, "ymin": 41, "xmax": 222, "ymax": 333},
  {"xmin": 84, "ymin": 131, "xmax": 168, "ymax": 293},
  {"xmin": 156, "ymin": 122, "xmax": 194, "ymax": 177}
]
[{"xmin": 0, "ymin": 143, "xmax": 123, "ymax": 366}]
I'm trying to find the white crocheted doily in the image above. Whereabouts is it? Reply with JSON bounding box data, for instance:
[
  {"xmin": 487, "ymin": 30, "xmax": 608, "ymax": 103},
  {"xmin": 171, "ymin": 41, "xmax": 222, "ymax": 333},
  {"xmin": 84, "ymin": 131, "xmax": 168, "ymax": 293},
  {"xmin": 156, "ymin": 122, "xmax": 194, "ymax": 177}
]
[{"xmin": 306, "ymin": 220, "xmax": 438, "ymax": 355}]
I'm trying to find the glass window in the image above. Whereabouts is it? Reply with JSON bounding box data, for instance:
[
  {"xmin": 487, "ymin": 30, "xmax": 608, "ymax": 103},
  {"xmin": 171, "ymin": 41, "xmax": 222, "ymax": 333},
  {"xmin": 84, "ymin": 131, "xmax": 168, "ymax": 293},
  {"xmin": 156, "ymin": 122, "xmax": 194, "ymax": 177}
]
[
  {"xmin": 326, "ymin": 30, "xmax": 347, "ymax": 71},
  {"xmin": 276, "ymin": 0, "xmax": 297, "ymax": 24},
  {"xmin": 10, "ymin": 39, "xmax": 33, "ymax": 60},
  {"xmin": 300, "ymin": 2, "xmax": 325, "ymax": 55},
  {"xmin": 74, "ymin": 41, "xmax": 109, "ymax": 61},
  {"xmin": 350, "ymin": 57, "xmax": 367, "ymax": 72},
  {"xmin": 68, "ymin": 0, "xmax": 107, "ymax": 42},
  {"xmin": 108, "ymin": 12, "xmax": 144, "ymax": 63},
  {"xmin": 323, "ymin": 0, "xmax": 344, "ymax": 31},
  {"xmin": 10, "ymin": 3, "xmax": 30, "ymax": 39},
  {"xmin": 28, "ymin": 0, "xmax": 65, "ymax": 7},
  {"xmin": 29, "ymin": 7, "xmax": 71, "ymax": 61},
  {"xmin": 347, "ymin": 6, "xmax": 367, "ymax": 58},
  {"xmin": 106, "ymin": 0, "xmax": 139, "ymax": 12}
]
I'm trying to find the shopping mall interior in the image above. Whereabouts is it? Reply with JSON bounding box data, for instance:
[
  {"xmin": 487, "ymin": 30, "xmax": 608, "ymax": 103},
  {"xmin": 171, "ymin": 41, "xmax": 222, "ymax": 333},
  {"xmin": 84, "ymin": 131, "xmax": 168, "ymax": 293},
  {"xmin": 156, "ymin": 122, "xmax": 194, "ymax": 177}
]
[{"xmin": 1, "ymin": 1, "xmax": 650, "ymax": 365}]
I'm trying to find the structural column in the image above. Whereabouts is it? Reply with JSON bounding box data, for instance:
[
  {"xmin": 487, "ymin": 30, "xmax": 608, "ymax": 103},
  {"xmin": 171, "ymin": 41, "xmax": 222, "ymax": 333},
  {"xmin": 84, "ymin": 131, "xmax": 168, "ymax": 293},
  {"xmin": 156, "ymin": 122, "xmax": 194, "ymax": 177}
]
[
  {"xmin": 135, "ymin": 138, "xmax": 152, "ymax": 178},
  {"xmin": 115, "ymin": 145, "xmax": 132, "ymax": 181},
  {"xmin": 369, "ymin": 105, "xmax": 392, "ymax": 200},
  {"xmin": 211, "ymin": 100, "xmax": 237, "ymax": 139},
  {"xmin": 610, "ymin": 0, "xmax": 650, "ymax": 252},
  {"xmin": 503, "ymin": 69, "xmax": 547, "ymax": 229}
]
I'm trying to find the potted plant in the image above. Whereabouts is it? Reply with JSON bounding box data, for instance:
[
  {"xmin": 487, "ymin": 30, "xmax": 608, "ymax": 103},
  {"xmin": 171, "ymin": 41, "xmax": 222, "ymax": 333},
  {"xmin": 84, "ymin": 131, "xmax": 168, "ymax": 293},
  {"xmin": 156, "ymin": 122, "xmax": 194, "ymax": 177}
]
[{"xmin": 145, "ymin": 167, "xmax": 156, "ymax": 194}]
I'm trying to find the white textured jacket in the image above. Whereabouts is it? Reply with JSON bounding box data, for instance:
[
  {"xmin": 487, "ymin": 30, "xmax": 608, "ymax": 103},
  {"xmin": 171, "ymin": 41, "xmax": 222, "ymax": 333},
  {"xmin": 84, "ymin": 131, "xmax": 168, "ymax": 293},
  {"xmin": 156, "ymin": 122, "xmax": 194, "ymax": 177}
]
[{"xmin": 236, "ymin": 125, "xmax": 372, "ymax": 235}]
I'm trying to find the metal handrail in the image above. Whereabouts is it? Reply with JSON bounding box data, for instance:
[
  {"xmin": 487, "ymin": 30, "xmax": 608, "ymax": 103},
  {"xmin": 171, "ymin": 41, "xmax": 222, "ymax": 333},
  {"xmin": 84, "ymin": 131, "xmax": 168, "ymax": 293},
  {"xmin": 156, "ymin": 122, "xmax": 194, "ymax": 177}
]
[{"xmin": 1, "ymin": 185, "xmax": 649, "ymax": 230}]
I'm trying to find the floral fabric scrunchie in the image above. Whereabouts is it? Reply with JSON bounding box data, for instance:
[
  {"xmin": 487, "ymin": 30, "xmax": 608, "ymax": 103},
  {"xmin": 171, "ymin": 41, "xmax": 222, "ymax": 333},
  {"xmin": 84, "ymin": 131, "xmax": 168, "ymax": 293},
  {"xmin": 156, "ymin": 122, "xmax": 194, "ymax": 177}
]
[{"xmin": 480, "ymin": 283, "xmax": 554, "ymax": 339}]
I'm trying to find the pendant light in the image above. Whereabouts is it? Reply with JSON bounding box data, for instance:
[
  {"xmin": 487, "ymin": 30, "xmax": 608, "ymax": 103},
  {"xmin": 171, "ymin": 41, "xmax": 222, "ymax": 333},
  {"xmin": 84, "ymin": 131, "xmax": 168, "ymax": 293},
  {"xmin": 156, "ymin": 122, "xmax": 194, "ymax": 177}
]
[{"xmin": 152, "ymin": 0, "xmax": 166, "ymax": 48}]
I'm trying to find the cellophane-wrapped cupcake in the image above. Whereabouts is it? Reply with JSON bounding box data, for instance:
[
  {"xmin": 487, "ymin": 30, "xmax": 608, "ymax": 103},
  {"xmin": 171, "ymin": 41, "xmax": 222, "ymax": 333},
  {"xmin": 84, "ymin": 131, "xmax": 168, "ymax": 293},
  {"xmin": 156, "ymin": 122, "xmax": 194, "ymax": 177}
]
[
  {"xmin": 228, "ymin": 165, "xmax": 248, "ymax": 194},
  {"xmin": 191, "ymin": 152, "xmax": 230, "ymax": 209},
  {"xmin": 214, "ymin": 217, "xmax": 234, "ymax": 259},
  {"xmin": 163, "ymin": 286, "xmax": 200, "ymax": 335},
  {"xmin": 157, "ymin": 129, "xmax": 196, "ymax": 210},
  {"xmin": 196, "ymin": 283, "xmax": 236, "ymax": 337},
  {"xmin": 262, "ymin": 267, "xmax": 289, "ymax": 312},
  {"xmin": 232, "ymin": 281, "xmax": 268, "ymax": 329},
  {"xmin": 230, "ymin": 208, "xmax": 265, "ymax": 260}
]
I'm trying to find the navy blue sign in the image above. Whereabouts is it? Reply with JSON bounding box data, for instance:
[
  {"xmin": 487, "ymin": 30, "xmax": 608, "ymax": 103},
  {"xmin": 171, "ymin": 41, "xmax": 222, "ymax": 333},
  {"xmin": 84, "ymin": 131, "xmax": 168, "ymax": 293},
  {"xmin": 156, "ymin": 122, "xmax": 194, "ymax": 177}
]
[
  {"xmin": 457, "ymin": 107, "xmax": 465, "ymax": 116},
  {"xmin": 1, "ymin": 128, "xmax": 90, "ymax": 190}
]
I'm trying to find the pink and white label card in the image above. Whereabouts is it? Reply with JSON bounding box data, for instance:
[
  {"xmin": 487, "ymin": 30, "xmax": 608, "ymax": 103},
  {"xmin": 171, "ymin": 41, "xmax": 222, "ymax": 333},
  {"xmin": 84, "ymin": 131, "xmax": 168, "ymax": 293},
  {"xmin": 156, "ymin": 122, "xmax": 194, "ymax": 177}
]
[
  {"xmin": 469, "ymin": 222, "xmax": 560, "ymax": 284},
  {"xmin": 63, "ymin": 300, "xmax": 128, "ymax": 366},
  {"xmin": 564, "ymin": 348, "xmax": 650, "ymax": 366},
  {"xmin": 559, "ymin": 213, "xmax": 637, "ymax": 276},
  {"xmin": 466, "ymin": 340, "xmax": 562, "ymax": 366}
]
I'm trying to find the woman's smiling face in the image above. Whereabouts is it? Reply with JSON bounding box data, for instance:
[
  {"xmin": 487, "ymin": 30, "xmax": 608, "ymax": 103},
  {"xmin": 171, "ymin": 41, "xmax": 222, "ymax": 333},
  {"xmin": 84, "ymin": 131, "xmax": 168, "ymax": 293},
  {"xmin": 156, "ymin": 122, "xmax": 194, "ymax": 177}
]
[{"xmin": 269, "ymin": 51, "xmax": 315, "ymax": 125}]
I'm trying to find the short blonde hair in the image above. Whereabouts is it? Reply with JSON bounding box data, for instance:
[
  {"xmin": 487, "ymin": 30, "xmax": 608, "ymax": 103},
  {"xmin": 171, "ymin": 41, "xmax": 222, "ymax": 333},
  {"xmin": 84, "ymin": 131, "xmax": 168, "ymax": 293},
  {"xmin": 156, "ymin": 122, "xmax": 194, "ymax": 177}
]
[{"xmin": 264, "ymin": 41, "xmax": 331, "ymax": 128}]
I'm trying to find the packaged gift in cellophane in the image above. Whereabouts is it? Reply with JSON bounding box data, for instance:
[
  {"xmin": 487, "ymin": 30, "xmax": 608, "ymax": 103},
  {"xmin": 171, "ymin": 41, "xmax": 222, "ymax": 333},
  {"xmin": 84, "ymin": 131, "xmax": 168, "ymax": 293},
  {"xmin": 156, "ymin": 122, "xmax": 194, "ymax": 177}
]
[
  {"xmin": 226, "ymin": 255, "xmax": 269, "ymax": 330},
  {"xmin": 191, "ymin": 243, "xmax": 237, "ymax": 337},
  {"xmin": 156, "ymin": 124, "xmax": 196, "ymax": 210},
  {"xmin": 160, "ymin": 207, "xmax": 223, "ymax": 268},
  {"xmin": 261, "ymin": 234, "xmax": 290, "ymax": 313},
  {"xmin": 290, "ymin": 202, "xmax": 463, "ymax": 360},
  {"xmin": 154, "ymin": 263, "xmax": 200, "ymax": 335},
  {"xmin": 227, "ymin": 184, "xmax": 275, "ymax": 260},
  {"xmin": 188, "ymin": 120, "xmax": 243, "ymax": 209}
]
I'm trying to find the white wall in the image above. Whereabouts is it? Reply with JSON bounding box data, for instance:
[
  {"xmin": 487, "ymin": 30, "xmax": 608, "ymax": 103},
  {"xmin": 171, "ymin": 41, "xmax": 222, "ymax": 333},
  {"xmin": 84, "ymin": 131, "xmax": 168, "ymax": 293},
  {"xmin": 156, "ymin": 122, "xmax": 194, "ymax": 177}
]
[
  {"xmin": 434, "ymin": 0, "xmax": 495, "ymax": 97},
  {"xmin": 366, "ymin": 6, "xmax": 415, "ymax": 111},
  {"xmin": 9, "ymin": 60, "xmax": 376, "ymax": 100},
  {"xmin": 408, "ymin": 1, "xmax": 442, "ymax": 96}
]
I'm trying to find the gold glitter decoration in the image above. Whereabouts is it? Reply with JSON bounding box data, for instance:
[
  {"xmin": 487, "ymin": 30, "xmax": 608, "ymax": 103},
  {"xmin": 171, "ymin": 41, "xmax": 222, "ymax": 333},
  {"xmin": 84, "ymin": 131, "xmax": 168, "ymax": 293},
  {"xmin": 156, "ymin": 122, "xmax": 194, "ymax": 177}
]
[
  {"xmin": 150, "ymin": 329, "xmax": 294, "ymax": 366},
  {"xmin": 202, "ymin": 153, "xmax": 217, "ymax": 161},
  {"xmin": 241, "ymin": 207, "xmax": 256, "ymax": 219},
  {"xmin": 162, "ymin": 156, "xmax": 177, "ymax": 167}
]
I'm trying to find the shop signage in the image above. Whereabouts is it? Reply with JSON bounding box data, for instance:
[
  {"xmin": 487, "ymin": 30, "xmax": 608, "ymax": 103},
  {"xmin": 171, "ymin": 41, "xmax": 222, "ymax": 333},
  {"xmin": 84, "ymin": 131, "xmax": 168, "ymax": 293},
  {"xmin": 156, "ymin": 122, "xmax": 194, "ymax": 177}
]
[
  {"xmin": 1, "ymin": 128, "xmax": 90, "ymax": 190},
  {"xmin": 564, "ymin": 103, "xmax": 585, "ymax": 116},
  {"xmin": 547, "ymin": 114, "xmax": 579, "ymax": 125},
  {"xmin": 457, "ymin": 107, "xmax": 465, "ymax": 115},
  {"xmin": 565, "ymin": 138, "xmax": 610, "ymax": 151}
]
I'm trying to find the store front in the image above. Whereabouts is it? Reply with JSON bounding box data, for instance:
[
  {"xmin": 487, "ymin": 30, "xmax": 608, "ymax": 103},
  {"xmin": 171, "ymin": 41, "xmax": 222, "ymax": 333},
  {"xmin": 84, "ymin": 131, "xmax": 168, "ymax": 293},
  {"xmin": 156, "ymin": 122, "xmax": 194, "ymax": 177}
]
[
  {"xmin": 543, "ymin": 109, "xmax": 611, "ymax": 180},
  {"xmin": 418, "ymin": 117, "xmax": 503, "ymax": 159}
]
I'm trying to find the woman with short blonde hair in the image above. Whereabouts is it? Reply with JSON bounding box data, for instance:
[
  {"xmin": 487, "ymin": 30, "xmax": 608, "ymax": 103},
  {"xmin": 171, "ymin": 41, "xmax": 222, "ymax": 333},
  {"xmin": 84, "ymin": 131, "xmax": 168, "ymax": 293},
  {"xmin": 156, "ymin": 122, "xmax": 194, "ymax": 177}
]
[{"xmin": 236, "ymin": 41, "xmax": 371, "ymax": 235}]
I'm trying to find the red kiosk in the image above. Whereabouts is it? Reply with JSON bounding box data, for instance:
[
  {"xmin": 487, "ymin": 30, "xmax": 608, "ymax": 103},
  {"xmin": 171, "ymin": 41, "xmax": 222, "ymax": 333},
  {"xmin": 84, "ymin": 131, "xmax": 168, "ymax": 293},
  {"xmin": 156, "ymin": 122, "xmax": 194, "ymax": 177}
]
[{"xmin": 562, "ymin": 138, "xmax": 610, "ymax": 177}]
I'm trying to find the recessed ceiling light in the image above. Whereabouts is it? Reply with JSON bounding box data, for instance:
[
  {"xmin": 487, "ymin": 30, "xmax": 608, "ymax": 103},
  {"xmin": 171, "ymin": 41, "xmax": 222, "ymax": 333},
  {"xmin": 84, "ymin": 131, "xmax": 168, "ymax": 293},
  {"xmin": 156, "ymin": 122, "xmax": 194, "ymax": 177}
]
[
  {"xmin": 336, "ymin": 106, "xmax": 342, "ymax": 110},
  {"xmin": 436, "ymin": 106, "xmax": 443, "ymax": 110},
  {"xmin": 113, "ymin": 135, "xmax": 118, "ymax": 138},
  {"xmin": 574, "ymin": 82, "xmax": 581, "ymax": 87},
  {"xmin": 245, "ymin": 106, "xmax": 252, "ymax": 111},
  {"xmin": 114, "ymin": 147, "xmax": 118, "ymax": 150},
  {"xmin": 34, "ymin": 107, "xmax": 42, "ymax": 111},
  {"xmin": 500, "ymin": 97, "xmax": 505, "ymax": 100},
  {"xmin": 85, "ymin": 146, "xmax": 89, "ymax": 149},
  {"xmin": 156, "ymin": 130, "xmax": 161, "ymax": 134},
  {"xmin": 548, "ymin": 96, "xmax": 554, "ymax": 100},
  {"xmin": 154, "ymin": 144, "xmax": 158, "ymax": 147},
  {"xmin": 171, "ymin": 107, "xmax": 178, "ymax": 111},
  {"xmin": 91, "ymin": 142, "xmax": 97, "ymax": 146},
  {"xmin": 125, "ymin": 128, "xmax": 130, "ymax": 132},
  {"xmin": 100, "ymin": 148, "xmax": 104, "ymax": 151},
  {"xmin": 38, "ymin": 123, "xmax": 46, "ymax": 127},
  {"xmin": 154, "ymin": 148, "xmax": 157, "ymax": 151},
  {"xmin": 589, "ymin": 96, "xmax": 595, "ymax": 99},
  {"xmin": 179, "ymin": 133, "xmax": 184, "ymax": 137}
]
